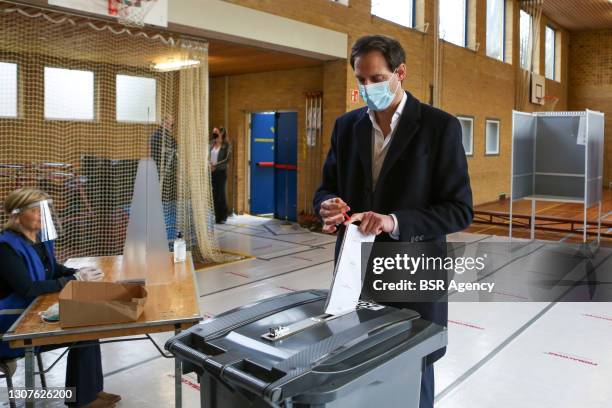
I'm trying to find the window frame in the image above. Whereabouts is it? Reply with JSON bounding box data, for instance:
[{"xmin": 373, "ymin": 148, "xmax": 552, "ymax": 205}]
[
  {"xmin": 544, "ymin": 25, "xmax": 556, "ymax": 81},
  {"xmin": 457, "ymin": 115, "xmax": 474, "ymax": 157},
  {"xmin": 519, "ymin": 9, "xmax": 533, "ymax": 71},
  {"xmin": 486, "ymin": 0, "xmax": 506, "ymax": 62},
  {"xmin": 115, "ymin": 74, "xmax": 158, "ymax": 124},
  {"xmin": 439, "ymin": 0, "xmax": 469, "ymax": 48},
  {"xmin": 43, "ymin": 66, "xmax": 96, "ymax": 122},
  {"xmin": 0, "ymin": 61, "xmax": 19, "ymax": 119},
  {"xmin": 371, "ymin": 0, "xmax": 416, "ymax": 29},
  {"xmin": 485, "ymin": 118, "xmax": 501, "ymax": 156}
]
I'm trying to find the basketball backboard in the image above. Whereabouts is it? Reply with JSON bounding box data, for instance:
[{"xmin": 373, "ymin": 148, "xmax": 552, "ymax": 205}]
[{"xmin": 48, "ymin": 0, "xmax": 168, "ymax": 27}]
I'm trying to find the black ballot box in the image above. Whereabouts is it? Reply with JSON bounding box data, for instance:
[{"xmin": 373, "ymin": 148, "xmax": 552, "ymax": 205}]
[{"xmin": 165, "ymin": 290, "xmax": 447, "ymax": 408}]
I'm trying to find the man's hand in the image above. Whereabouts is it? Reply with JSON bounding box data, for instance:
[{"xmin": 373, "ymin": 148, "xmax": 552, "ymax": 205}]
[
  {"xmin": 349, "ymin": 211, "xmax": 395, "ymax": 236},
  {"xmin": 211, "ymin": 164, "xmax": 216, "ymax": 172},
  {"xmin": 319, "ymin": 197, "xmax": 350, "ymax": 233}
]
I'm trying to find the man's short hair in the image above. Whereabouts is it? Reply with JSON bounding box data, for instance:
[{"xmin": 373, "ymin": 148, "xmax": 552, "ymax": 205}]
[{"xmin": 350, "ymin": 35, "xmax": 406, "ymax": 71}]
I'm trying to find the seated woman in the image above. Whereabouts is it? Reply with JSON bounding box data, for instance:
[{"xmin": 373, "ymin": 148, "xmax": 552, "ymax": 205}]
[{"xmin": 0, "ymin": 188, "xmax": 120, "ymax": 408}]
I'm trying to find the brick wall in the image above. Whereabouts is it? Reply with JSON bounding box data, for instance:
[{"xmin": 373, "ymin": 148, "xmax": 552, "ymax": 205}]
[
  {"xmin": 568, "ymin": 30, "xmax": 612, "ymax": 188},
  {"xmin": 211, "ymin": 0, "xmax": 572, "ymax": 210}
]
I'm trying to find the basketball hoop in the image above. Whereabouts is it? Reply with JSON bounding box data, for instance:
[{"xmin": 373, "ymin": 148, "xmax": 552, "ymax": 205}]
[
  {"xmin": 108, "ymin": 0, "xmax": 157, "ymax": 27},
  {"xmin": 542, "ymin": 95, "xmax": 560, "ymax": 112}
]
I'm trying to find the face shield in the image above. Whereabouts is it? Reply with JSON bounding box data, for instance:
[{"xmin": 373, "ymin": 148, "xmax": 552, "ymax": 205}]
[{"xmin": 11, "ymin": 199, "xmax": 59, "ymax": 242}]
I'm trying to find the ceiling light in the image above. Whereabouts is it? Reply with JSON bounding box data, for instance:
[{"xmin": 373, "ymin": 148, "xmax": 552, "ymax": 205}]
[{"xmin": 152, "ymin": 59, "xmax": 200, "ymax": 72}]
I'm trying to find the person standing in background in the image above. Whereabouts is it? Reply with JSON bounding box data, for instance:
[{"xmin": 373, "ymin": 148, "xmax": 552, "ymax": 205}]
[
  {"xmin": 149, "ymin": 115, "xmax": 178, "ymax": 242},
  {"xmin": 210, "ymin": 127, "xmax": 232, "ymax": 224},
  {"xmin": 149, "ymin": 115, "xmax": 177, "ymax": 203}
]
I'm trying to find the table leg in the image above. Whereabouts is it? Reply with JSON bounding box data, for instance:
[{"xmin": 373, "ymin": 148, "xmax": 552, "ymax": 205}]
[
  {"xmin": 175, "ymin": 329, "xmax": 182, "ymax": 408},
  {"xmin": 25, "ymin": 347, "xmax": 35, "ymax": 408}
]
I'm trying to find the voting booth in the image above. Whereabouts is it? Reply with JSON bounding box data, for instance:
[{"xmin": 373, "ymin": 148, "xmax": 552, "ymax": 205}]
[
  {"xmin": 510, "ymin": 110, "xmax": 605, "ymax": 243},
  {"xmin": 166, "ymin": 290, "xmax": 447, "ymax": 408}
]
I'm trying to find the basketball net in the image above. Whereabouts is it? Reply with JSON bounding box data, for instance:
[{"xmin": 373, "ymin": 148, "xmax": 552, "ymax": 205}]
[{"xmin": 109, "ymin": 0, "xmax": 157, "ymax": 27}]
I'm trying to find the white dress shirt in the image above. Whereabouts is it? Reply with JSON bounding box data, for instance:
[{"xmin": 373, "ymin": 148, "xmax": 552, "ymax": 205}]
[
  {"xmin": 210, "ymin": 145, "xmax": 220, "ymax": 165},
  {"xmin": 366, "ymin": 92, "xmax": 407, "ymax": 240}
]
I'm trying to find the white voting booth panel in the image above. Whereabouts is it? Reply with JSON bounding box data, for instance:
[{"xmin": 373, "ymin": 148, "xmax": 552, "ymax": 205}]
[
  {"xmin": 510, "ymin": 110, "xmax": 605, "ymax": 243},
  {"xmin": 586, "ymin": 111, "xmax": 605, "ymax": 207}
]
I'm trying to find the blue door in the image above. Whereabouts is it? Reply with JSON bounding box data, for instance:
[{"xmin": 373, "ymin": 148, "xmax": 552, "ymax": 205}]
[
  {"xmin": 250, "ymin": 113, "xmax": 276, "ymax": 215},
  {"xmin": 274, "ymin": 112, "xmax": 298, "ymax": 221}
]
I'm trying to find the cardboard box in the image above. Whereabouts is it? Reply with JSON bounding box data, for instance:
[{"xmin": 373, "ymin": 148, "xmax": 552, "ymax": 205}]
[{"xmin": 59, "ymin": 281, "xmax": 147, "ymax": 328}]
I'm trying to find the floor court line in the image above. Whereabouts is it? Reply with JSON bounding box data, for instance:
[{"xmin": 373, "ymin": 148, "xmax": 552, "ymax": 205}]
[
  {"xmin": 219, "ymin": 229, "xmax": 329, "ymax": 250},
  {"xmin": 435, "ymin": 300, "xmax": 557, "ymax": 402},
  {"xmin": 200, "ymin": 259, "xmax": 334, "ymax": 297},
  {"xmin": 436, "ymin": 248, "xmax": 612, "ymax": 402}
]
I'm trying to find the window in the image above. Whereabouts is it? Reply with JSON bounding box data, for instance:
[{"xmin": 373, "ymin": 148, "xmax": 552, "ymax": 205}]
[
  {"xmin": 0, "ymin": 62, "xmax": 18, "ymax": 118},
  {"xmin": 44, "ymin": 67, "xmax": 94, "ymax": 120},
  {"xmin": 519, "ymin": 10, "xmax": 532, "ymax": 70},
  {"xmin": 458, "ymin": 116, "xmax": 473, "ymax": 156},
  {"xmin": 372, "ymin": 0, "xmax": 414, "ymax": 28},
  {"xmin": 439, "ymin": 0, "xmax": 467, "ymax": 47},
  {"xmin": 486, "ymin": 0, "xmax": 505, "ymax": 61},
  {"xmin": 116, "ymin": 75, "xmax": 157, "ymax": 123},
  {"xmin": 545, "ymin": 26, "xmax": 556, "ymax": 80},
  {"xmin": 485, "ymin": 119, "xmax": 500, "ymax": 155}
]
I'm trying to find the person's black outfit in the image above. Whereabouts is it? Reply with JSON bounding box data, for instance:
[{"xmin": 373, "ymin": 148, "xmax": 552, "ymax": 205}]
[
  {"xmin": 313, "ymin": 91, "xmax": 473, "ymax": 408},
  {"xmin": 211, "ymin": 142, "xmax": 231, "ymax": 223},
  {"xmin": 0, "ymin": 235, "xmax": 103, "ymax": 406},
  {"xmin": 149, "ymin": 125, "xmax": 178, "ymax": 203}
]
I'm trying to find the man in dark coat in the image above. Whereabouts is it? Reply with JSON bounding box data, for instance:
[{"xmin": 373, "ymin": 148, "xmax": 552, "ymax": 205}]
[{"xmin": 313, "ymin": 35, "xmax": 473, "ymax": 408}]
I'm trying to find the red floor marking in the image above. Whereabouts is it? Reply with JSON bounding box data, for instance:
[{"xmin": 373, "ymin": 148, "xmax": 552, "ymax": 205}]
[
  {"xmin": 278, "ymin": 285, "xmax": 297, "ymax": 292},
  {"xmin": 448, "ymin": 319, "xmax": 485, "ymax": 330},
  {"xmin": 545, "ymin": 352, "xmax": 598, "ymax": 366},
  {"xmin": 227, "ymin": 271, "xmax": 249, "ymax": 279},
  {"xmin": 167, "ymin": 374, "xmax": 201, "ymax": 391},
  {"xmin": 583, "ymin": 313, "xmax": 612, "ymax": 323}
]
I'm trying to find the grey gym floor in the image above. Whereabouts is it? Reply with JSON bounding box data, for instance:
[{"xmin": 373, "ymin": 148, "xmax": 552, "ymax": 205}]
[{"xmin": 1, "ymin": 214, "xmax": 610, "ymax": 407}]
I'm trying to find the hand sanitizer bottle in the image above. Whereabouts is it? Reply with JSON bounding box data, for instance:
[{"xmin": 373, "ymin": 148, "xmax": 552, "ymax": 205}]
[{"xmin": 173, "ymin": 232, "xmax": 186, "ymax": 263}]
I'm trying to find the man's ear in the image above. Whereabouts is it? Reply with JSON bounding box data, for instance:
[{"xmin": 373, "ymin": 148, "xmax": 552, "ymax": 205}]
[{"xmin": 397, "ymin": 63, "xmax": 407, "ymax": 82}]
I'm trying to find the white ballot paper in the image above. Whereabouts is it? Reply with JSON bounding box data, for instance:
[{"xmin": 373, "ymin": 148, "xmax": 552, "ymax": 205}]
[{"xmin": 324, "ymin": 224, "xmax": 376, "ymax": 315}]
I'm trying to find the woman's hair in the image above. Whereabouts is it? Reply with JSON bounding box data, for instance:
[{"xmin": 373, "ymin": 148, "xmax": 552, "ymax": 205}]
[
  {"xmin": 219, "ymin": 127, "xmax": 228, "ymax": 144},
  {"xmin": 3, "ymin": 187, "xmax": 49, "ymax": 232}
]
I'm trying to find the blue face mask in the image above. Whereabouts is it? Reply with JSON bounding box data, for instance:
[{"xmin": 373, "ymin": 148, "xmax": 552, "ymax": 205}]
[{"xmin": 358, "ymin": 73, "xmax": 401, "ymax": 111}]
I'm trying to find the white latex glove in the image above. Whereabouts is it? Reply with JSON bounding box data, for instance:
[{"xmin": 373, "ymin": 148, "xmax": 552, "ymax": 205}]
[{"xmin": 74, "ymin": 267, "xmax": 104, "ymax": 282}]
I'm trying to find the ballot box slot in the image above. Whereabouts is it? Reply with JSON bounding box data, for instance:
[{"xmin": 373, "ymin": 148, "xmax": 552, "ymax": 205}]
[
  {"xmin": 261, "ymin": 313, "xmax": 342, "ymax": 341},
  {"xmin": 193, "ymin": 291, "xmax": 326, "ymax": 342}
]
